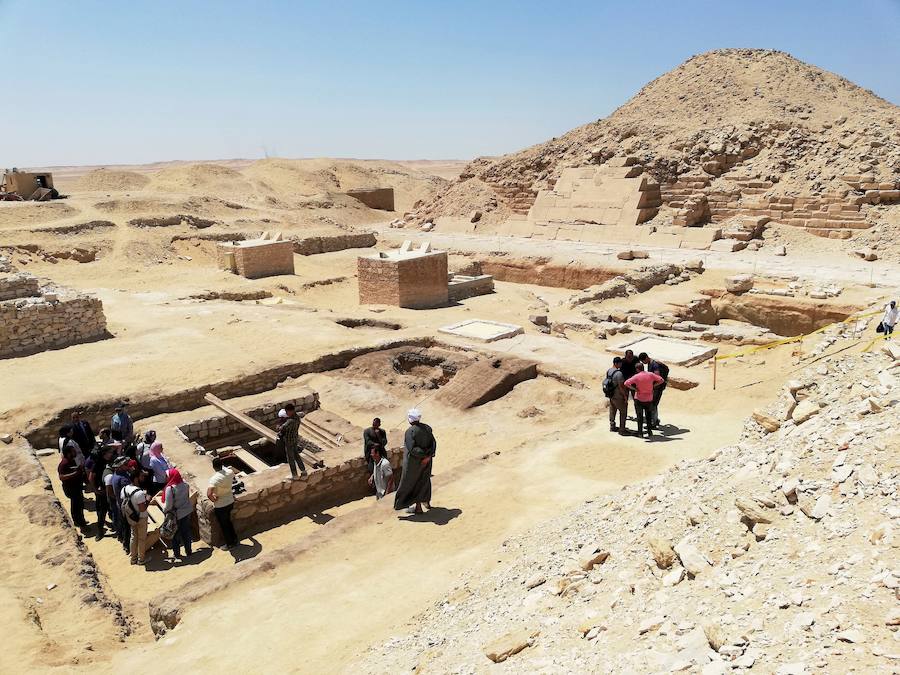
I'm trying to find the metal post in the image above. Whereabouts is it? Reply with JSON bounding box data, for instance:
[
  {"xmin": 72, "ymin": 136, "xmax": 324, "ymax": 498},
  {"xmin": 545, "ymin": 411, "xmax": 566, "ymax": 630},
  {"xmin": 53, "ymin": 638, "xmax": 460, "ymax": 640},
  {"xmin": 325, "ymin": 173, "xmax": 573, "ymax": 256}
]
[{"xmin": 712, "ymin": 357, "xmax": 717, "ymax": 390}]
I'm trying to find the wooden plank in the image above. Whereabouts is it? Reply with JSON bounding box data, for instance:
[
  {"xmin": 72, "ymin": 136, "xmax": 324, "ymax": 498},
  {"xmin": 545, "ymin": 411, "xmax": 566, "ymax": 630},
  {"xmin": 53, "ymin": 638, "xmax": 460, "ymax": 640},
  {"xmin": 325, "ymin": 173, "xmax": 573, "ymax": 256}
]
[
  {"xmin": 299, "ymin": 418, "xmax": 341, "ymax": 448},
  {"xmin": 205, "ymin": 393, "xmax": 277, "ymax": 442},
  {"xmin": 234, "ymin": 448, "xmax": 269, "ymax": 474},
  {"xmin": 204, "ymin": 393, "xmax": 324, "ymax": 467}
]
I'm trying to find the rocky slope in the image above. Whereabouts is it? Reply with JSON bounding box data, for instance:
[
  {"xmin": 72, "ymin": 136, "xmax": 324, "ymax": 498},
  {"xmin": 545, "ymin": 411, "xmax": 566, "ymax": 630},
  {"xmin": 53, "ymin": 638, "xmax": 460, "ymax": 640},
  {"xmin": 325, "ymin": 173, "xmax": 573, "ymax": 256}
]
[
  {"xmin": 416, "ymin": 49, "xmax": 900, "ymax": 223},
  {"xmin": 357, "ymin": 327, "xmax": 900, "ymax": 673}
]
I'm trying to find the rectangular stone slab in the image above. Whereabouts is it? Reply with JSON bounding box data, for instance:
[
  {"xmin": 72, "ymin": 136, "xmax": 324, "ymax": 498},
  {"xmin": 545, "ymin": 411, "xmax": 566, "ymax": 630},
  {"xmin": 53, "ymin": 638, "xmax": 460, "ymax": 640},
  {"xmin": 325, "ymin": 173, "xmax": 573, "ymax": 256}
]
[{"xmin": 608, "ymin": 335, "xmax": 718, "ymax": 366}]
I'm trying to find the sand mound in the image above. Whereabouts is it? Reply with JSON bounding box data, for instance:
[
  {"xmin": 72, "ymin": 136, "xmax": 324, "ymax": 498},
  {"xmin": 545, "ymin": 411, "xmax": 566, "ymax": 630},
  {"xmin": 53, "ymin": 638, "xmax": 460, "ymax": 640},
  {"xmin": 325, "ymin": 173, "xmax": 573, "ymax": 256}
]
[
  {"xmin": 74, "ymin": 169, "xmax": 150, "ymax": 192},
  {"xmin": 419, "ymin": 49, "xmax": 900, "ymax": 222},
  {"xmin": 150, "ymin": 163, "xmax": 255, "ymax": 198},
  {"xmin": 243, "ymin": 158, "xmax": 447, "ymax": 212}
]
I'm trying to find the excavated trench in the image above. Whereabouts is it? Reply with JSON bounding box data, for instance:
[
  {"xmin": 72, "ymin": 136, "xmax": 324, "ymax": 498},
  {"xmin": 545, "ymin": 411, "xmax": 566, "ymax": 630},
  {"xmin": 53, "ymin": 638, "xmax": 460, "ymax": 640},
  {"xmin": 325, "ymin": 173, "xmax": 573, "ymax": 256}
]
[{"xmin": 682, "ymin": 293, "xmax": 859, "ymax": 337}]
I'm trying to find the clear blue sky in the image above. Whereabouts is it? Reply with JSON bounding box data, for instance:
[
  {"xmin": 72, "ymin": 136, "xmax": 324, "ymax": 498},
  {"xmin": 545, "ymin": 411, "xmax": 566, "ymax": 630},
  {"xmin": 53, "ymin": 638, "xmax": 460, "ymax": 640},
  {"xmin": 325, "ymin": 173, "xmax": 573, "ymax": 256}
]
[{"xmin": 3, "ymin": 0, "xmax": 899, "ymax": 167}]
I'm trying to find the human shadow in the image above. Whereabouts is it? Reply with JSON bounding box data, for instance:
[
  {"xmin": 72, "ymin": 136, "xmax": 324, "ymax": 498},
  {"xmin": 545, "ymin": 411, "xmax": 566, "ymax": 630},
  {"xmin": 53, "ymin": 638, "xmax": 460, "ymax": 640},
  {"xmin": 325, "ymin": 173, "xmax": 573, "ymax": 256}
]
[
  {"xmin": 229, "ymin": 537, "xmax": 262, "ymax": 562},
  {"xmin": 145, "ymin": 546, "xmax": 214, "ymax": 572},
  {"xmin": 398, "ymin": 506, "xmax": 462, "ymax": 526},
  {"xmin": 644, "ymin": 423, "xmax": 690, "ymax": 443}
]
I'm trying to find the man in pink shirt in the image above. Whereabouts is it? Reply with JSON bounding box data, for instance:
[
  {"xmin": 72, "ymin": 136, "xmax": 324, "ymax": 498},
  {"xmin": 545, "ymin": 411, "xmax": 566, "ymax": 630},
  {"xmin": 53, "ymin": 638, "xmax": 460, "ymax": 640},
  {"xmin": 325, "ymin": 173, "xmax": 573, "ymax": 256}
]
[{"xmin": 624, "ymin": 363, "xmax": 665, "ymax": 438}]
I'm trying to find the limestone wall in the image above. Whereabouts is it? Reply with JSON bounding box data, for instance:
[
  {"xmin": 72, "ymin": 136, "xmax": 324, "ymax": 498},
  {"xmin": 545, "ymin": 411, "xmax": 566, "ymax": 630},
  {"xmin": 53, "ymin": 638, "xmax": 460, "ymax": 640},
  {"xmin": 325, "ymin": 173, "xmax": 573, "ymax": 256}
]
[
  {"xmin": 447, "ymin": 274, "xmax": 494, "ymax": 301},
  {"xmin": 217, "ymin": 240, "xmax": 295, "ymax": 279},
  {"xmin": 197, "ymin": 447, "xmax": 405, "ymax": 546},
  {"xmin": 1, "ymin": 286, "xmax": 108, "ymax": 359},
  {"xmin": 661, "ymin": 174, "xmax": 899, "ymax": 238},
  {"xmin": 0, "ymin": 273, "xmax": 40, "ymax": 301}
]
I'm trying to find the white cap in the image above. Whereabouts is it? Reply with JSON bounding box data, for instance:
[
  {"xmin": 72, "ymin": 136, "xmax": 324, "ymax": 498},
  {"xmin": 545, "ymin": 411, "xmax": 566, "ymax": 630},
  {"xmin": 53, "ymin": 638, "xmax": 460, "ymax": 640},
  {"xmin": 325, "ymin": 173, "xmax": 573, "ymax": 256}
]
[
  {"xmin": 407, "ymin": 408, "xmax": 422, "ymax": 422},
  {"xmin": 278, "ymin": 408, "xmax": 287, "ymax": 419}
]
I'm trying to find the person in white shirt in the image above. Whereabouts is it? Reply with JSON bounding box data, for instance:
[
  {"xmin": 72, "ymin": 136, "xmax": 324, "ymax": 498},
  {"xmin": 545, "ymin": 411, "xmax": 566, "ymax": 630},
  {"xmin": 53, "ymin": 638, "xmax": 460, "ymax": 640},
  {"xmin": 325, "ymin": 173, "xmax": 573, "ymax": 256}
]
[
  {"xmin": 368, "ymin": 446, "xmax": 394, "ymax": 500},
  {"xmin": 120, "ymin": 483, "xmax": 149, "ymax": 565},
  {"xmin": 207, "ymin": 457, "xmax": 238, "ymax": 549},
  {"xmin": 882, "ymin": 300, "xmax": 898, "ymax": 337}
]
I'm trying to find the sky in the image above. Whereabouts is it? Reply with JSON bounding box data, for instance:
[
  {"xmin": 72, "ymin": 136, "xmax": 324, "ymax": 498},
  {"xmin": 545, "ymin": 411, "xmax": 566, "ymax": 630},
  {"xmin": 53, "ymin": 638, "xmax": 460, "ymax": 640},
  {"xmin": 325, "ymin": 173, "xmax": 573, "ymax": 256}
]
[{"xmin": 2, "ymin": 0, "xmax": 899, "ymax": 167}]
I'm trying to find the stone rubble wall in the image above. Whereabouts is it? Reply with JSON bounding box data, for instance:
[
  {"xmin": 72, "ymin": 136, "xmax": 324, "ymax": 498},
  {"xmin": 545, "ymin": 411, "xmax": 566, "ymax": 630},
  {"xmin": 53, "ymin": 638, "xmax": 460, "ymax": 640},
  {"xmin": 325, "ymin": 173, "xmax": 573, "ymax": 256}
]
[
  {"xmin": 292, "ymin": 231, "xmax": 377, "ymax": 256},
  {"xmin": 25, "ymin": 336, "xmax": 435, "ymax": 447},
  {"xmin": 0, "ymin": 283, "xmax": 108, "ymax": 359},
  {"xmin": 197, "ymin": 446, "xmax": 405, "ymax": 546},
  {"xmin": 662, "ymin": 174, "xmax": 899, "ymax": 238},
  {"xmin": 0, "ymin": 272, "xmax": 40, "ymax": 301}
]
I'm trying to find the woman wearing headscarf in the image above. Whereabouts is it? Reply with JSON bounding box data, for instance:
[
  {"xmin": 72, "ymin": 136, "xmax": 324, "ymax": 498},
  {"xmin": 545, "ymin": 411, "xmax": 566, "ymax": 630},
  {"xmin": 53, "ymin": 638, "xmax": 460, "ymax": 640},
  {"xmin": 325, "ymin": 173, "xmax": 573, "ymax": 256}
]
[
  {"xmin": 147, "ymin": 441, "xmax": 173, "ymax": 496},
  {"xmin": 160, "ymin": 468, "xmax": 193, "ymax": 558},
  {"xmin": 393, "ymin": 408, "xmax": 437, "ymax": 515}
]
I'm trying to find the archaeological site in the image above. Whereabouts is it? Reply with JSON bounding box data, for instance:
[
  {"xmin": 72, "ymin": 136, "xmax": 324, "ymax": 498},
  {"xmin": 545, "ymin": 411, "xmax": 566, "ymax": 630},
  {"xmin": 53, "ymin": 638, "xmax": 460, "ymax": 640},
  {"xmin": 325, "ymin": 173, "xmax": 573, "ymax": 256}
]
[{"xmin": 2, "ymin": 8, "xmax": 900, "ymax": 674}]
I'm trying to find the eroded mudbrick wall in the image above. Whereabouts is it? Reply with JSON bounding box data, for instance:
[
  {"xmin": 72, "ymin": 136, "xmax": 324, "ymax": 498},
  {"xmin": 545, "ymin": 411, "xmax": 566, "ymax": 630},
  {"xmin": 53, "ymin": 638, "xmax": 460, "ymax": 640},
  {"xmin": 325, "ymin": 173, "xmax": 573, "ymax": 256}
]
[
  {"xmin": 197, "ymin": 447, "xmax": 405, "ymax": 545},
  {"xmin": 293, "ymin": 232, "xmax": 377, "ymax": 255}
]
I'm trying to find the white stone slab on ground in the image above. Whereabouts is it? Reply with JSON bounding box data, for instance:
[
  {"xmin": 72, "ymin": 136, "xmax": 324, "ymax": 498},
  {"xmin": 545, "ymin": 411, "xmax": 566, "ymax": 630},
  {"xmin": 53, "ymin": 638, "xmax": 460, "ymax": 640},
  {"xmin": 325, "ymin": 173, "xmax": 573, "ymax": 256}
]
[
  {"xmin": 439, "ymin": 319, "xmax": 524, "ymax": 343},
  {"xmin": 608, "ymin": 335, "xmax": 717, "ymax": 366}
]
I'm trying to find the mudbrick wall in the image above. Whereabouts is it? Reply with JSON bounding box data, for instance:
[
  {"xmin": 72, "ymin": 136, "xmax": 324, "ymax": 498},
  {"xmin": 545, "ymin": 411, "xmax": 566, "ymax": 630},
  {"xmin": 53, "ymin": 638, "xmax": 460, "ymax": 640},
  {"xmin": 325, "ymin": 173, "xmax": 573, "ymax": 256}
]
[
  {"xmin": 26, "ymin": 336, "xmax": 435, "ymax": 447},
  {"xmin": 661, "ymin": 174, "xmax": 900, "ymax": 238},
  {"xmin": 293, "ymin": 231, "xmax": 377, "ymax": 255},
  {"xmin": 0, "ymin": 283, "xmax": 109, "ymax": 359},
  {"xmin": 197, "ymin": 447, "xmax": 405, "ymax": 546}
]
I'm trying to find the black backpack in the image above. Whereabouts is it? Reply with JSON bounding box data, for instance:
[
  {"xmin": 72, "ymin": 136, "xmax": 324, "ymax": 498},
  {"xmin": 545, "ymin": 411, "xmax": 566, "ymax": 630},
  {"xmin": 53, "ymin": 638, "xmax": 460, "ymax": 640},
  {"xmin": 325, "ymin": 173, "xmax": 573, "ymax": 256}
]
[
  {"xmin": 121, "ymin": 485, "xmax": 141, "ymax": 521},
  {"xmin": 654, "ymin": 360, "xmax": 670, "ymax": 381},
  {"xmin": 602, "ymin": 367, "xmax": 619, "ymax": 398}
]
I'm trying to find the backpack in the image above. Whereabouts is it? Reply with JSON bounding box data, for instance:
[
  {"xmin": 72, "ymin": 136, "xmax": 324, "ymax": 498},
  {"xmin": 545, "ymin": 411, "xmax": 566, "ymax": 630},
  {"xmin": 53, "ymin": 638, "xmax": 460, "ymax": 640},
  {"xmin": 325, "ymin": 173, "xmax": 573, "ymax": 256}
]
[
  {"xmin": 121, "ymin": 485, "xmax": 141, "ymax": 522},
  {"xmin": 602, "ymin": 367, "xmax": 619, "ymax": 398},
  {"xmin": 654, "ymin": 360, "xmax": 670, "ymax": 381}
]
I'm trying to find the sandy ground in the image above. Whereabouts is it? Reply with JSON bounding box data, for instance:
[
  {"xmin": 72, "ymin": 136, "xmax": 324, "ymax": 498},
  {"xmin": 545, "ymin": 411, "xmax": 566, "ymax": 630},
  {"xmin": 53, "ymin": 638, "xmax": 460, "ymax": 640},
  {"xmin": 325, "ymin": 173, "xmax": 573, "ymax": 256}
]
[{"xmin": 1, "ymin": 160, "xmax": 890, "ymax": 674}]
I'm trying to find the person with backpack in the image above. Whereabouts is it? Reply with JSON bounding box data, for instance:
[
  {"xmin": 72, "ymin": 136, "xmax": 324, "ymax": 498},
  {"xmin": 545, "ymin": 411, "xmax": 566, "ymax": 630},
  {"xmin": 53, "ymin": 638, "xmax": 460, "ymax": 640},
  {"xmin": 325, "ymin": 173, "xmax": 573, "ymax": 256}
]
[
  {"xmin": 881, "ymin": 300, "xmax": 898, "ymax": 337},
  {"xmin": 160, "ymin": 468, "xmax": 194, "ymax": 559},
  {"xmin": 604, "ymin": 356, "xmax": 628, "ymax": 435},
  {"xmin": 120, "ymin": 480, "xmax": 149, "ymax": 565},
  {"xmin": 109, "ymin": 459, "xmax": 136, "ymax": 553},
  {"xmin": 639, "ymin": 352, "xmax": 670, "ymax": 430}
]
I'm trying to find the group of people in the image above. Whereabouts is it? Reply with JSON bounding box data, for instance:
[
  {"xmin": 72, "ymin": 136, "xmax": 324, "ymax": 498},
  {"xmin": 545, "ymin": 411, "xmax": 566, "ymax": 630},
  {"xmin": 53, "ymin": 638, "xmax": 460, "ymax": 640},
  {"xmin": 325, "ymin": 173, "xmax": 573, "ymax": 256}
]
[
  {"xmin": 362, "ymin": 409, "xmax": 437, "ymax": 515},
  {"xmin": 57, "ymin": 403, "xmax": 197, "ymax": 566},
  {"xmin": 604, "ymin": 350, "xmax": 669, "ymax": 438}
]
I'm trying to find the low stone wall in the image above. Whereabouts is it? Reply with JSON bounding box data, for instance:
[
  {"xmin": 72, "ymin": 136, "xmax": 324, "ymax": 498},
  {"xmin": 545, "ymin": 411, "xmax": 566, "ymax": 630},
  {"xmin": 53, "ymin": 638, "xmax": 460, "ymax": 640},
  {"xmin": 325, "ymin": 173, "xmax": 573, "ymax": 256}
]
[
  {"xmin": 0, "ymin": 272, "xmax": 40, "ymax": 301},
  {"xmin": 293, "ymin": 232, "xmax": 377, "ymax": 255},
  {"xmin": 197, "ymin": 447, "xmax": 405, "ymax": 546},
  {"xmin": 176, "ymin": 393, "xmax": 319, "ymax": 448},
  {"xmin": 448, "ymin": 274, "xmax": 494, "ymax": 301},
  {"xmin": 26, "ymin": 336, "xmax": 435, "ymax": 447},
  {"xmin": 1, "ymin": 287, "xmax": 109, "ymax": 359},
  {"xmin": 345, "ymin": 188, "xmax": 394, "ymax": 211}
]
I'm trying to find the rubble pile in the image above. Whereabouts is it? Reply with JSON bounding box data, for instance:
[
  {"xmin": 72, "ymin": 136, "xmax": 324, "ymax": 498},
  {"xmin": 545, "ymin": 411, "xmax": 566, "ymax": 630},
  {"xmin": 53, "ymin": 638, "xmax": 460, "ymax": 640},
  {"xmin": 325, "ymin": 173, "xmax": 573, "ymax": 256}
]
[{"xmin": 358, "ymin": 345, "xmax": 900, "ymax": 674}]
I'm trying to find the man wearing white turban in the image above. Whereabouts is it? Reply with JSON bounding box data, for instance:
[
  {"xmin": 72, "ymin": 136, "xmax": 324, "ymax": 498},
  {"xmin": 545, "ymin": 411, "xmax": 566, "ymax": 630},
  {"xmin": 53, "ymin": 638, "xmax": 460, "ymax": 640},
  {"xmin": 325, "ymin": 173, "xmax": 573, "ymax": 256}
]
[{"xmin": 394, "ymin": 408, "xmax": 436, "ymax": 514}]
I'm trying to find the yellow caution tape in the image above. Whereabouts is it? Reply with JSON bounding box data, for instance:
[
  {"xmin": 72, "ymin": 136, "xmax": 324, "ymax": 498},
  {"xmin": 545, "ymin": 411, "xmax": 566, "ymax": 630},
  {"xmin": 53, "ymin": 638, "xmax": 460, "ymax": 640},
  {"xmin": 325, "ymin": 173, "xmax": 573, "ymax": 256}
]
[{"xmin": 714, "ymin": 309, "xmax": 883, "ymax": 361}]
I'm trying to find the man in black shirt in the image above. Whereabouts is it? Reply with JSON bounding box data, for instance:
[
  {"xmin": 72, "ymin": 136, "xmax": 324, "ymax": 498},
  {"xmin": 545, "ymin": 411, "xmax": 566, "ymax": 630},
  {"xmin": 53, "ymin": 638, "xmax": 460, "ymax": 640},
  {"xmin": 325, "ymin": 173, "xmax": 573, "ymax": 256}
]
[
  {"xmin": 71, "ymin": 411, "xmax": 96, "ymax": 455},
  {"xmin": 363, "ymin": 418, "xmax": 388, "ymax": 475}
]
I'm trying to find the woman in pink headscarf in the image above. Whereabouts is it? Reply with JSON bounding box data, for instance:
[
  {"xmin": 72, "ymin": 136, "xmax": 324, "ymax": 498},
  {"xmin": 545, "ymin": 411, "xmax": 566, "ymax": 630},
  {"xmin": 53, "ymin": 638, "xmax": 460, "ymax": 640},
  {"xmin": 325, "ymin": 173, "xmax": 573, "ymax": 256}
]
[
  {"xmin": 147, "ymin": 441, "xmax": 172, "ymax": 497},
  {"xmin": 160, "ymin": 468, "xmax": 193, "ymax": 558}
]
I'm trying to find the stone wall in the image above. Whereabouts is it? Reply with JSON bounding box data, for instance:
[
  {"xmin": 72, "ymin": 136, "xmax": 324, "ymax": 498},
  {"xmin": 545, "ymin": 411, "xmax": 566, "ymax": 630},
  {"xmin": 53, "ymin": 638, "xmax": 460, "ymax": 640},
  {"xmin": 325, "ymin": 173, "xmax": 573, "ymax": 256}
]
[
  {"xmin": 197, "ymin": 447, "xmax": 405, "ymax": 546},
  {"xmin": 661, "ymin": 174, "xmax": 899, "ymax": 238},
  {"xmin": 217, "ymin": 240, "xmax": 295, "ymax": 279},
  {"xmin": 293, "ymin": 232, "xmax": 377, "ymax": 255},
  {"xmin": 447, "ymin": 274, "xmax": 494, "ymax": 301},
  {"xmin": 176, "ymin": 393, "xmax": 320, "ymax": 448},
  {"xmin": 25, "ymin": 336, "xmax": 435, "ymax": 447},
  {"xmin": 346, "ymin": 188, "xmax": 395, "ymax": 211},
  {"xmin": 1, "ymin": 284, "xmax": 109, "ymax": 359},
  {"xmin": 0, "ymin": 272, "xmax": 40, "ymax": 301},
  {"xmin": 358, "ymin": 252, "xmax": 449, "ymax": 309}
]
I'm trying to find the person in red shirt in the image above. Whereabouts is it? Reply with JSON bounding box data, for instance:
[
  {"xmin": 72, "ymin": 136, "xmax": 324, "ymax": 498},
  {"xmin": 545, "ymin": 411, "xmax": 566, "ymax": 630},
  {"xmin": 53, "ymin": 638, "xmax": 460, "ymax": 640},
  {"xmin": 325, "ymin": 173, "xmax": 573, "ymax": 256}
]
[
  {"xmin": 58, "ymin": 444, "xmax": 87, "ymax": 527},
  {"xmin": 624, "ymin": 363, "xmax": 665, "ymax": 438}
]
